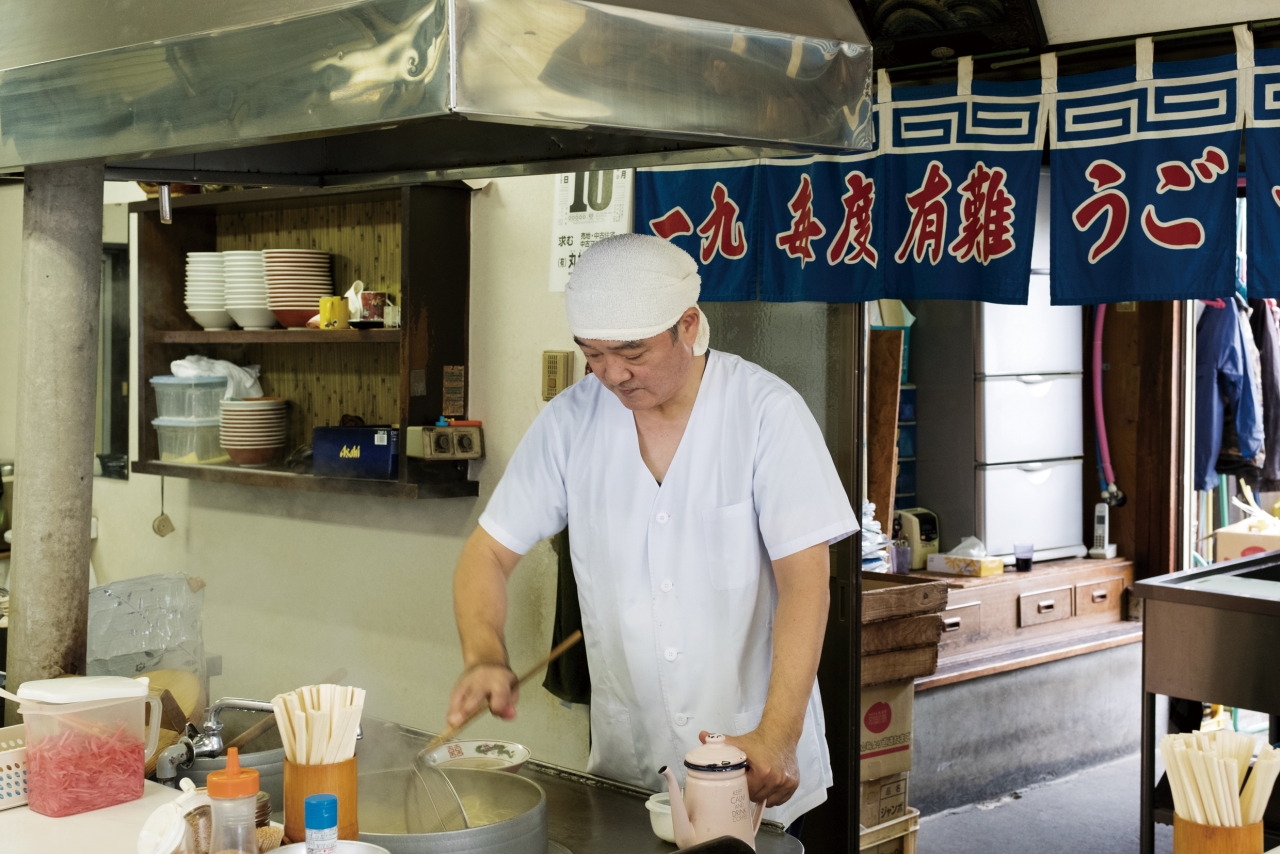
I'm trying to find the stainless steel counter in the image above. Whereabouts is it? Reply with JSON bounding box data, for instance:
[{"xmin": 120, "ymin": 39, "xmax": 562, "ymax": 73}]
[
  {"xmin": 357, "ymin": 718, "xmax": 802, "ymax": 854},
  {"xmin": 1133, "ymin": 553, "xmax": 1280, "ymax": 854}
]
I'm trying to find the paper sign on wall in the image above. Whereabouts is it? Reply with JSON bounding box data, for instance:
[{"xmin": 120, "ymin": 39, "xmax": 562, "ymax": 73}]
[{"xmin": 549, "ymin": 169, "xmax": 633, "ymax": 292}]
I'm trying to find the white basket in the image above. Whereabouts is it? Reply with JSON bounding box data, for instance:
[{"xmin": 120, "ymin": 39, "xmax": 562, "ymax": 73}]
[
  {"xmin": 860, "ymin": 806, "xmax": 919, "ymax": 854},
  {"xmin": 0, "ymin": 724, "xmax": 28, "ymax": 811}
]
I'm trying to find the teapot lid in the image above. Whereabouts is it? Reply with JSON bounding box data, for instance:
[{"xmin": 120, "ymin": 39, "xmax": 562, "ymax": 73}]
[{"xmin": 684, "ymin": 734, "xmax": 747, "ymax": 772}]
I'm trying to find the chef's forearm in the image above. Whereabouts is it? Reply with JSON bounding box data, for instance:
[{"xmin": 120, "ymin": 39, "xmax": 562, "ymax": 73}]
[
  {"xmin": 760, "ymin": 542, "xmax": 831, "ymax": 744},
  {"xmin": 453, "ymin": 526, "xmax": 522, "ymax": 669}
]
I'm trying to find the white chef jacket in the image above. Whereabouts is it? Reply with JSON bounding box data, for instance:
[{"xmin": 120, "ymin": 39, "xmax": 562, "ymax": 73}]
[{"xmin": 479, "ymin": 350, "xmax": 858, "ymax": 827}]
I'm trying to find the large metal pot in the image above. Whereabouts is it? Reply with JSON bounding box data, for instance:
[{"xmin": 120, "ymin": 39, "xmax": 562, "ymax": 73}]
[{"xmin": 358, "ymin": 767, "xmax": 547, "ymax": 854}]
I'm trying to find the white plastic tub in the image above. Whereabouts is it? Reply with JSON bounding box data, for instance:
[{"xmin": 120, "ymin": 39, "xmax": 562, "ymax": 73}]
[
  {"xmin": 150, "ymin": 375, "xmax": 228, "ymax": 420},
  {"xmin": 152, "ymin": 418, "xmax": 228, "ymax": 464}
]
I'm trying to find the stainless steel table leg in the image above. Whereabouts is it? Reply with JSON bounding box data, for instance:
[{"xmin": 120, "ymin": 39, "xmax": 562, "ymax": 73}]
[{"xmin": 1141, "ymin": 690, "xmax": 1156, "ymax": 854}]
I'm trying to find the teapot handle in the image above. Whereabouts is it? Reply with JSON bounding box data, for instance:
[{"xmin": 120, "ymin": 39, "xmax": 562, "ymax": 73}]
[{"xmin": 752, "ymin": 800, "xmax": 765, "ymax": 835}]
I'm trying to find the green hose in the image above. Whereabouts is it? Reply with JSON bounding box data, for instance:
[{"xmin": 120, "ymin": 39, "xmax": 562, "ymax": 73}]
[{"xmin": 1219, "ymin": 474, "xmax": 1230, "ymax": 531}]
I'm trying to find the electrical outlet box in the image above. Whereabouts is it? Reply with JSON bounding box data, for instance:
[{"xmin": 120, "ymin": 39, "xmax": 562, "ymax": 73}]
[
  {"xmin": 406, "ymin": 426, "xmax": 484, "ymax": 460},
  {"xmin": 543, "ymin": 351, "xmax": 574, "ymax": 400}
]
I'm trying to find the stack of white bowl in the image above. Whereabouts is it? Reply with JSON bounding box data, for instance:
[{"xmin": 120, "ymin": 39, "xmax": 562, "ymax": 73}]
[
  {"xmin": 219, "ymin": 398, "xmax": 288, "ymax": 467},
  {"xmin": 263, "ymin": 249, "xmax": 333, "ymax": 328},
  {"xmin": 185, "ymin": 253, "xmax": 233, "ymax": 330},
  {"xmin": 222, "ymin": 251, "xmax": 277, "ymax": 330}
]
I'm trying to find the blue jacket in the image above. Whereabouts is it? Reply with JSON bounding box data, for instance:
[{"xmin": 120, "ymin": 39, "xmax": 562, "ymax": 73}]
[{"xmin": 1195, "ymin": 297, "xmax": 1266, "ymax": 491}]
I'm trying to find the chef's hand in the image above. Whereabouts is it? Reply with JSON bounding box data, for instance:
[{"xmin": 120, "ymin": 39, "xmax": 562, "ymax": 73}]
[
  {"xmin": 447, "ymin": 663, "xmax": 519, "ymax": 727},
  {"xmin": 701, "ymin": 728, "xmax": 800, "ymax": 808}
]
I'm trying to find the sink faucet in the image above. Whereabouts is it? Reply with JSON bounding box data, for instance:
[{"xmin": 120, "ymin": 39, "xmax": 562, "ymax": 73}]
[
  {"xmin": 155, "ymin": 696, "xmax": 274, "ymax": 787},
  {"xmin": 193, "ymin": 697, "xmax": 277, "ymax": 758},
  {"xmin": 156, "ymin": 695, "xmax": 363, "ymax": 787}
]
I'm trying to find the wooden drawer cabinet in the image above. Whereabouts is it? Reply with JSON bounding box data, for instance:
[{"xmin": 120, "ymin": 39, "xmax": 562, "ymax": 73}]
[
  {"xmin": 1075, "ymin": 577, "xmax": 1124, "ymax": 619},
  {"xmin": 1018, "ymin": 585, "xmax": 1073, "ymax": 627},
  {"xmin": 939, "ymin": 601, "xmax": 982, "ymax": 647},
  {"xmin": 877, "ymin": 557, "xmax": 1134, "ymax": 661}
]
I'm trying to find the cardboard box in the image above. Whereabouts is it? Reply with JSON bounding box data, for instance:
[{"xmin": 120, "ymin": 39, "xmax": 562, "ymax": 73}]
[
  {"xmin": 1214, "ymin": 518, "xmax": 1280, "ymax": 562},
  {"xmin": 927, "ymin": 553, "xmax": 1004, "ymax": 577},
  {"xmin": 860, "ymin": 679, "xmax": 913, "ymax": 781},
  {"xmin": 860, "ymin": 772, "xmax": 909, "ymax": 829},
  {"xmin": 312, "ymin": 426, "xmax": 399, "ymax": 480}
]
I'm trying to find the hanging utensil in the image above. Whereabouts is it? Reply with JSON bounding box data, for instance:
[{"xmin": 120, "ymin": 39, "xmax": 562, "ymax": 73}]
[
  {"xmin": 152, "ymin": 476, "xmax": 175, "ymax": 537},
  {"xmin": 405, "ymin": 630, "xmax": 583, "ymax": 833}
]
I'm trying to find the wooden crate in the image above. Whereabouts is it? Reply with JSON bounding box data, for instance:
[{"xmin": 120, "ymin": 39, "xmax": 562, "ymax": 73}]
[
  {"xmin": 861, "ymin": 573, "xmax": 948, "ymax": 685},
  {"xmin": 860, "ymin": 807, "xmax": 919, "ymax": 854},
  {"xmin": 862, "ymin": 574, "xmax": 948, "ymax": 623}
]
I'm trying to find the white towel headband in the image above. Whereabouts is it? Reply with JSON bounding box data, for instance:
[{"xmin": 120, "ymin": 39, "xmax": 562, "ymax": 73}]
[{"xmin": 565, "ymin": 233, "xmax": 710, "ymax": 356}]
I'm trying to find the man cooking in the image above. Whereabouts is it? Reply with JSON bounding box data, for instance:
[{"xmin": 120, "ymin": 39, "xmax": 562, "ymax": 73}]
[{"xmin": 447, "ymin": 233, "xmax": 857, "ymax": 831}]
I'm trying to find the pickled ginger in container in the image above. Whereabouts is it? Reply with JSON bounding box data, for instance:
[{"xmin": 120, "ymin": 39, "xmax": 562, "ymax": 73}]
[{"xmin": 15, "ymin": 676, "xmax": 162, "ymax": 816}]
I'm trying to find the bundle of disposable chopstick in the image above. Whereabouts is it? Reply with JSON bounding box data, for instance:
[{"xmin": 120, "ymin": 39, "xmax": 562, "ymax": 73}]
[
  {"xmin": 1161, "ymin": 731, "xmax": 1280, "ymax": 827},
  {"xmin": 272, "ymin": 684, "xmax": 365, "ymax": 766}
]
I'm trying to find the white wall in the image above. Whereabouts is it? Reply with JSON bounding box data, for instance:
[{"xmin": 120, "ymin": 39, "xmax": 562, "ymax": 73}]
[
  {"xmin": 0, "ymin": 176, "xmax": 591, "ymax": 768},
  {"xmin": 1040, "ymin": 0, "xmax": 1279, "ymax": 44}
]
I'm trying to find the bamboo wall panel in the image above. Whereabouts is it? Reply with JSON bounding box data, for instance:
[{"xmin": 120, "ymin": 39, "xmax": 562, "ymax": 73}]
[
  {"xmin": 215, "ymin": 199, "xmax": 401, "ymax": 302},
  {"xmin": 245, "ymin": 342, "xmax": 400, "ymax": 451}
]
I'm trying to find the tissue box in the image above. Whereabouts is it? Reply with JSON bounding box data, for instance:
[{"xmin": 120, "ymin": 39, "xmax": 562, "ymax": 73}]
[
  {"xmin": 860, "ymin": 680, "xmax": 913, "ymax": 781},
  {"xmin": 312, "ymin": 426, "xmax": 398, "ymax": 480},
  {"xmin": 927, "ymin": 553, "xmax": 1004, "ymax": 577},
  {"xmin": 1214, "ymin": 518, "xmax": 1280, "ymax": 561}
]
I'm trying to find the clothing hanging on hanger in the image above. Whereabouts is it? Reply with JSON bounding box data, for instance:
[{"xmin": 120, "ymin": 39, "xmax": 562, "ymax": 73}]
[
  {"xmin": 1195, "ymin": 295, "xmax": 1266, "ymax": 491},
  {"xmin": 1249, "ymin": 298, "xmax": 1280, "ymax": 490}
]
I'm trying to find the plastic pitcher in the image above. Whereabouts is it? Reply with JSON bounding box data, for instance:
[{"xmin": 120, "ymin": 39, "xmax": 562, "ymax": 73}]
[{"xmin": 16, "ymin": 675, "xmax": 162, "ymax": 817}]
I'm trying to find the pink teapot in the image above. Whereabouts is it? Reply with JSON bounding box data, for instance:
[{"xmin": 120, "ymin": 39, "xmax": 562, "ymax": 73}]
[{"xmin": 659, "ymin": 734, "xmax": 765, "ymax": 850}]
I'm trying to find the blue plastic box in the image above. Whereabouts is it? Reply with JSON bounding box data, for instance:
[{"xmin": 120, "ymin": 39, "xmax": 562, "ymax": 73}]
[
  {"xmin": 895, "ymin": 459, "xmax": 917, "ymax": 494},
  {"xmin": 897, "ymin": 423, "xmax": 917, "ymax": 459},
  {"xmin": 312, "ymin": 426, "xmax": 398, "ymax": 480},
  {"xmin": 898, "ymin": 384, "xmax": 917, "ymax": 422}
]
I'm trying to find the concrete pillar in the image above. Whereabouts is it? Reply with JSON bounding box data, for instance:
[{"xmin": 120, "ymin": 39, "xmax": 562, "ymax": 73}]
[{"xmin": 4, "ymin": 163, "xmax": 104, "ymax": 724}]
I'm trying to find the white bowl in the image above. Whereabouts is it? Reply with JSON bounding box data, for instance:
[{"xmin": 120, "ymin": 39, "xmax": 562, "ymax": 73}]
[
  {"xmin": 427, "ymin": 740, "xmax": 531, "ymax": 772},
  {"xmin": 222, "ymin": 426, "xmax": 287, "ymax": 435},
  {"xmin": 187, "ymin": 308, "xmax": 235, "ymax": 330},
  {"xmin": 645, "ymin": 792, "xmax": 676, "ymax": 843},
  {"xmin": 220, "ymin": 401, "xmax": 287, "ymax": 410},
  {"xmin": 226, "ymin": 306, "xmax": 278, "ymax": 329}
]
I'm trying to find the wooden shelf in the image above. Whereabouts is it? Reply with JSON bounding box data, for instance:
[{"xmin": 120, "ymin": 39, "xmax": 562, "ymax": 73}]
[
  {"xmin": 131, "ymin": 461, "xmax": 480, "ymax": 500},
  {"xmin": 915, "ymin": 621, "xmax": 1143, "ymax": 691},
  {"xmin": 155, "ymin": 328, "xmax": 400, "ymax": 345}
]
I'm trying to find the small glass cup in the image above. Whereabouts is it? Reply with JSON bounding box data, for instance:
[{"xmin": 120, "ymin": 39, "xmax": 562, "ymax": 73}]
[
  {"xmin": 1013, "ymin": 542, "xmax": 1034, "ymax": 573},
  {"xmin": 891, "ymin": 540, "xmax": 912, "ymax": 575}
]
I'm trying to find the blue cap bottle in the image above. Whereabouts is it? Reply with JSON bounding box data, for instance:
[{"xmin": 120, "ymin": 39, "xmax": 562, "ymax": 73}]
[{"xmin": 304, "ymin": 793, "xmax": 338, "ymax": 854}]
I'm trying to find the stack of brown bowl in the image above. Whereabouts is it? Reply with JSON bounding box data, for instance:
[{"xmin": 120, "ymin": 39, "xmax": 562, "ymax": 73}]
[
  {"xmin": 220, "ymin": 398, "xmax": 288, "ymax": 466},
  {"xmin": 264, "ymin": 249, "xmax": 333, "ymax": 328}
]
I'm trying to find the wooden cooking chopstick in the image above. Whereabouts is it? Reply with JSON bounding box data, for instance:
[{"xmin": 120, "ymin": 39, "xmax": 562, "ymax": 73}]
[{"xmin": 422, "ymin": 630, "xmax": 583, "ymax": 756}]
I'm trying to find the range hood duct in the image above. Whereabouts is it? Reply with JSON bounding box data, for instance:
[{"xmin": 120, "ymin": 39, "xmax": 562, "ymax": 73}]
[{"xmin": 0, "ymin": 0, "xmax": 873, "ymax": 181}]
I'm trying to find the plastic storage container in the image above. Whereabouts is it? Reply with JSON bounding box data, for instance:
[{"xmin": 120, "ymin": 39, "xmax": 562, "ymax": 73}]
[
  {"xmin": 153, "ymin": 418, "xmax": 227, "ymax": 464},
  {"xmin": 16, "ymin": 675, "xmax": 161, "ymax": 817},
  {"xmin": 150, "ymin": 375, "xmax": 228, "ymax": 420}
]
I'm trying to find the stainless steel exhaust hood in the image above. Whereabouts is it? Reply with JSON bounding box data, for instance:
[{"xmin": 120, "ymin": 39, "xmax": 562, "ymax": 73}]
[{"xmin": 0, "ymin": 0, "xmax": 873, "ymax": 184}]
